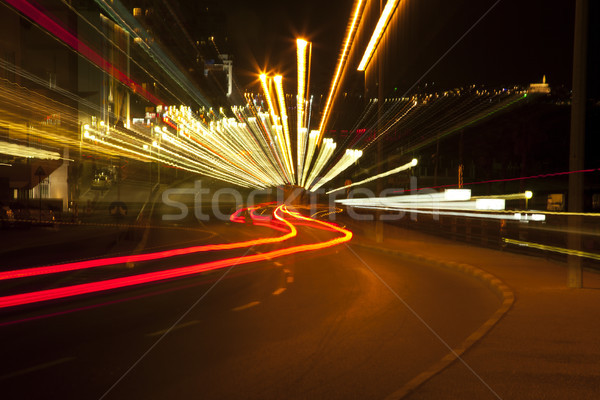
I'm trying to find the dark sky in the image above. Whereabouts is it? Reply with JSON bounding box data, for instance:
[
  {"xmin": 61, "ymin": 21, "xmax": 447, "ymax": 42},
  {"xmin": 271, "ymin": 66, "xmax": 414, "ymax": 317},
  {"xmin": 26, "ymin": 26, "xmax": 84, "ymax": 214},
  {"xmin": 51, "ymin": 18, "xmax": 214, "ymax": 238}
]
[
  {"xmin": 207, "ymin": 1, "xmax": 595, "ymax": 97},
  {"xmin": 223, "ymin": 0, "xmax": 354, "ymax": 94},
  {"xmin": 413, "ymin": 0, "xmax": 577, "ymax": 90}
]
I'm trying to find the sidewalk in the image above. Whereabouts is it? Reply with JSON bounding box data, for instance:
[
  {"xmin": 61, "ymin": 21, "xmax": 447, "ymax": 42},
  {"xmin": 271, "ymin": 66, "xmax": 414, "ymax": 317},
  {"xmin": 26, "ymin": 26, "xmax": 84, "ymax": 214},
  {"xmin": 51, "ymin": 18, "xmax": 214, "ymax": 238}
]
[
  {"xmin": 0, "ymin": 179, "xmax": 159, "ymax": 269},
  {"xmin": 347, "ymin": 220, "xmax": 600, "ymax": 400}
]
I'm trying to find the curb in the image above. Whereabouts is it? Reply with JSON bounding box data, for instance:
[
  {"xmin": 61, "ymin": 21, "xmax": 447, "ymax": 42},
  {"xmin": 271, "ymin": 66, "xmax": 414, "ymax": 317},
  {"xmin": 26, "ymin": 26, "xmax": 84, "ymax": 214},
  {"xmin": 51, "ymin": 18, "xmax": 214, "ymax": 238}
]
[{"xmin": 351, "ymin": 242, "xmax": 515, "ymax": 400}]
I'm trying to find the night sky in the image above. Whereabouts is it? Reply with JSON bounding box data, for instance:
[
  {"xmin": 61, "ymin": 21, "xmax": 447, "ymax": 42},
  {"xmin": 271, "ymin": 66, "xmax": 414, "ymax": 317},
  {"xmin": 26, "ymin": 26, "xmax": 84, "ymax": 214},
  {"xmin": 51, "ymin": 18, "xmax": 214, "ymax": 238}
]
[
  {"xmin": 223, "ymin": 0, "xmax": 354, "ymax": 94},
  {"xmin": 407, "ymin": 0, "xmax": 577, "ymax": 90},
  {"xmin": 204, "ymin": 1, "xmax": 593, "ymax": 96}
]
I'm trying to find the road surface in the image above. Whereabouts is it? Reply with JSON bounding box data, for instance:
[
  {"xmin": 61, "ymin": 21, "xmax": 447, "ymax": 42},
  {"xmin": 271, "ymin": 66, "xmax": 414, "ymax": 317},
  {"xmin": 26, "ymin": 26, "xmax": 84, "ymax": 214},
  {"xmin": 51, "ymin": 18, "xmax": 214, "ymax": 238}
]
[{"xmin": 0, "ymin": 201, "xmax": 499, "ymax": 399}]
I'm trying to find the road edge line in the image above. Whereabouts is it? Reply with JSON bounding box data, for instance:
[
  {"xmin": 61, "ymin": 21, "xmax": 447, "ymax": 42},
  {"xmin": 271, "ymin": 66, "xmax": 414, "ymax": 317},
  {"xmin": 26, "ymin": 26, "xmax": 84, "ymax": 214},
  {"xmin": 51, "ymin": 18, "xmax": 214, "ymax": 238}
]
[{"xmin": 351, "ymin": 242, "xmax": 514, "ymax": 400}]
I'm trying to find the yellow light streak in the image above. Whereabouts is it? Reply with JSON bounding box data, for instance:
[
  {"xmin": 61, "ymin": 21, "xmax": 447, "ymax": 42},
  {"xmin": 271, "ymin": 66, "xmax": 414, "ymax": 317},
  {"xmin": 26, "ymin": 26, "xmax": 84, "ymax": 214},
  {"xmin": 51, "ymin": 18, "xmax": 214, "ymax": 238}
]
[
  {"xmin": 257, "ymin": 112, "xmax": 289, "ymax": 182},
  {"xmin": 503, "ymin": 238, "xmax": 600, "ymax": 261},
  {"xmin": 296, "ymin": 39, "xmax": 307, "ymax": 129},
  {"xmin": 362, "ymin": 99, "xmax": 417, "ymax": 150},
  {"xmin": 260, "ymin": 74, "xmax": 278, "ymax": 126},
  {"xmin": 297, "ymin": 38, "xmax": 308, "ymax": 179},
  {"xmin": 297, "ymin": 127, "xmax": 308, "ymax": 184},
  {"xmin": 472, "ymin": 192, "xmax": 534, "ymax": 201},
  {"xmin": 258, "ymin": 74, "xmax": 294, "ymax": 184},
  {"xmin": 0, "ymin": 141, "xmax": 62, "ymax": 160},
  {"xmin": 318, "ymin": 0, "xmax": 366, "ymax": 140},
  {"xmin": 357, "ymin": 0, "xmax": 400, "ymax": 71},
  {"xmin": 274, "ymin": 75, "xmax": 295, "ymax": 181},
  {"xmin": 0, "ymin": 68, "xmax": 321, "ymax": 189}
]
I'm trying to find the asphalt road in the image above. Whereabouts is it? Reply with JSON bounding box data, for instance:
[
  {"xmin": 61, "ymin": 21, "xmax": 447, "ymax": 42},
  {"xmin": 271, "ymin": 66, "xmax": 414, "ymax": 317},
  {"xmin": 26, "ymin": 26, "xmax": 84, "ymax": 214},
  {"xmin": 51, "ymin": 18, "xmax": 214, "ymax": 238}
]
[{"xmin": 0, "ymin": 199, "xmax": 499, "ymax": 399}]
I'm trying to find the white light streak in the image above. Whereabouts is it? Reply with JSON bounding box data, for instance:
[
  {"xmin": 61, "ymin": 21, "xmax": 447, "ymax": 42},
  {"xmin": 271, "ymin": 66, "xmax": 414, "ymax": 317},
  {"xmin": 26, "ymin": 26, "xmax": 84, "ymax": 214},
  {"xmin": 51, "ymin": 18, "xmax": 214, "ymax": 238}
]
[
  {"xmin": 326, "ymin": 158, "xmax": 417, "ymax": 194},
  {"xmin": 300, "ymin": 130, "xmax": 319, "ymax": 187},
  {"xmin": 444, "ymin": 188, "xmax": 471, "ymax": 201},
  {"xmin": 342, "ymin": 204, "xmax": 546, "ymax": 222},
  {"xmin": 309, "ymin": 148, "xmax": 363, "ymax": 191},
  {"xmin": 305, "ymin": 138, "xmax": 337, "ymax": 190},
  {"xmin": 475, "ymin": 199, "xmax": 506, "ymax": 210}
]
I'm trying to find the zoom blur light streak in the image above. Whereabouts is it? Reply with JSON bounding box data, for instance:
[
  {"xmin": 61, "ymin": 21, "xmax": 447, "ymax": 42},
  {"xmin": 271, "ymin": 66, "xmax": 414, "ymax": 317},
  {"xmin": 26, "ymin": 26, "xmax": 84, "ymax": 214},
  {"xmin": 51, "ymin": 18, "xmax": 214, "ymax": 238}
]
[
  {"xmin": 326, "ymin": 158, "xmax": 417, "ymax": 194},
  {"xmin": 82, "ymin": 100, "xmax": 322, "ymax": 188},
  {"xmin": 233, "ymin": 110, "xmax": 286, "ymax": 186},
  {"xmin": 0, "ymin": 77, "xmax": 164, "ymax": 162},
  {"xmin": 503, "ymin": 238, "xmax": 600, "ymax": 261},
  {"xmin": 274, "ymin": 75, "xmax": 295, "ymax": 181},
  {"xmin": 350, "ymin": 205, "xmax": 546, "ymax": 222},
  {"xmin": 0, "ymin": 141, "xmax": 62, "ymax": 160},
  {"xmin": 357, "ymin": 0, "xmax": 401, "ymax": 71},
  {"xmin": 165, "ymin": 105, "xmax": 291, "ymax": 186},
  {"xmin": 337, "ymin": 189, "xmax": 546, "ymax": 222},
  {"xmin": 260, "ymin": 74, "xmax": 279, "ymax": 127},
  {"xmin": 304, "ymin": 138, "xmax": 337, "ymax": 189},
  {"xmin": 310, "ymin": 149, "xmax": 363, "ymax": 191},
  {"xmin": 297, "ymin": 38, "xmax": 308, "ymax": 179},
  {"xmin": 93, "ymin": 0, "xmax": 211, "ymax": 108},
  {"xmin": 84, "ymin": 117, "xmax": 262, "ymax": 188},
  {"xmin": 319, "ymin": 0, "xmax": 366, "ymax": 140},
  {"xmin": 0, "ymin": 205, "xmax": 293, "ymax": 281},
  {"xmin": 0, "ymin": 207, "xmax": 352, "ymax": 308},
  {"xmin": 5, "ymin": 0, "xmax": 163, "ymax": 106},
  {"xmin": 296, "ymin": 39, "xmax": 308, "ymax": 134},
  {"xmin": 300, "ymin": 130, "xmax": 319, "ymax": 187},
  {"xmin": 259, "ymin": 74, "xmax": 294, "ymax": 184},
  {"xmin": 242, "ymin": 108, "xmax": 288, "ymax": 185},
  {"xmin": 393, "ymin": 168, "xmax": 600, "ymax": 194}
]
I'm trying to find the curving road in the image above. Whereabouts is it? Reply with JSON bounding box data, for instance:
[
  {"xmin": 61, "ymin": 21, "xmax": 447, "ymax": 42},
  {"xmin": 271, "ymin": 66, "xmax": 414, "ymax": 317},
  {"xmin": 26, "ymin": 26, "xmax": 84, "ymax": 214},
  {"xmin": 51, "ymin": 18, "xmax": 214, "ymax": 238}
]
[{"xmin": 0, "ymin": 202, "xmax": 499, "ymax": 399}]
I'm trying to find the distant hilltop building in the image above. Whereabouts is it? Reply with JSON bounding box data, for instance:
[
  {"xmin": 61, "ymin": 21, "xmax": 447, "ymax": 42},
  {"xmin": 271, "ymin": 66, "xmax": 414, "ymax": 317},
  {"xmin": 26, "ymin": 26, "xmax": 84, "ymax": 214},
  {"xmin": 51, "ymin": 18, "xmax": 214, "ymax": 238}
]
[{"xmin": 528, "ymin": 75, "xmax": 551, "ymax": 94}]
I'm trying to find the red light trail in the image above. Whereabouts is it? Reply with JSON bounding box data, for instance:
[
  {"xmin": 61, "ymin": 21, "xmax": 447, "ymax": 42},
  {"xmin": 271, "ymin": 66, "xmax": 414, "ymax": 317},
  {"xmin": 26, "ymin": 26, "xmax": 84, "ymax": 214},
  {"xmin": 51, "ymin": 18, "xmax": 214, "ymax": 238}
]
[
  {"xmin": 0, "ymin": 206, "xmax": 352, "ymax": 309},
  {"xmin": 5, "ymin": 0, "xmax": 164, "ymax": 105},
  {"xmin": 0, "ymin": 205, "xmax": 292, "ymax": 281},
  {"xmin": 393, "ymin": 168, "xmax": 599, "ymax": 193}
]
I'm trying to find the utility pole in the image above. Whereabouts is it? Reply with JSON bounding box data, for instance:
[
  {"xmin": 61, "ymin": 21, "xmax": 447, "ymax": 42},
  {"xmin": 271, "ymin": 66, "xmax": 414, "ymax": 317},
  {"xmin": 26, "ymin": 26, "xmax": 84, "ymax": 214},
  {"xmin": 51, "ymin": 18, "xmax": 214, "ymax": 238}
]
[
  {"xmin": 433, "ymin": 137, "xmax": 439, "ymax": 187},
  {"xmin": 458, "ymin": 130, "xmax": 464, "ymax": 188},
  {"xmin": 567, "ymin": 0, "xmax": 588, "ymax": 288},
  {"xmin": 126, "ymin": 30, "xmax": 131, "ymax": 129},
  {"xmin": 375, "ymin": 0, "xmax": 385, "ymax": 243}
]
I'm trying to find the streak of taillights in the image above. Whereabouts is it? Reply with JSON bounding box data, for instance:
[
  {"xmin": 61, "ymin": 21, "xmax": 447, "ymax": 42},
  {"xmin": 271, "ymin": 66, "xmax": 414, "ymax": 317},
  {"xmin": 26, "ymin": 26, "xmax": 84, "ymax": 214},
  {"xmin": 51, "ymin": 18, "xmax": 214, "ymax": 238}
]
[
  {"xmin": 0, "ymin": 205, "xmax": 292, "ymax": 281},
  {"xmin": 0, "ymin": 207, "xmax": 352, "ymax": 309}
]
